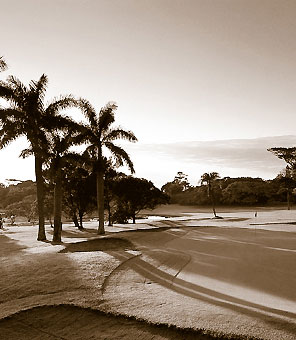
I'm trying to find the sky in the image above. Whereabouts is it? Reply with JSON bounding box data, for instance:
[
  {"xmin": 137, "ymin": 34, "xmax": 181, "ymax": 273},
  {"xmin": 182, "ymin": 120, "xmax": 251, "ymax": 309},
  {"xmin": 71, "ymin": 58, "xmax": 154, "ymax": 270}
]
[{"xmin": 1, "ymin": 0, "xmax": 296, "ymax": 187}]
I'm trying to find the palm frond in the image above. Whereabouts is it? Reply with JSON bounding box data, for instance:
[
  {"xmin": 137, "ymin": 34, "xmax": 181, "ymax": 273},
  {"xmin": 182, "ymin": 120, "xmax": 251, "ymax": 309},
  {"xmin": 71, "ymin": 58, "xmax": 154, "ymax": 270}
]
[
  {"xmin": 46, "ymin": 95, "xmax": 78, "ymax": 116},
  {"xmin": 0, "ymin": 107, "xmax": 24, "ymax": 122},
  {"xmin": 0, "ymin": 81, "xmax": 13, "ymax": 100},
  {"xmin": 0, "ymin": 113, "xmax": 24, "ymax": 134},
  {"xmin": 61, "ymin": 151, "xmax": 84, "ymax": 164},
  {"xmin": 29, "ymin": 74, "xmax": 48, "ymax": 110},
  {"xmin": 0, "ymin": 124, "xmax": 24, "ymax": 149},
  {"xmin": 78, "ymin": 98, "xmax": 98, "ymax": 128},
  {"xmin": 98, "ymin": 102, "xmax": 117, "ymax": 132},
  {"xmin": 103, "ymin": 127, "xmax": 137, "ymax": 143},
  {"xmin": 6, "ymin": 75, "xmax": 28, "ymax": 102},
  {"xmin": 0, "ymin": 57, "xmax": 7, "ymax": 72},
  {"xmin": 104, "ymin": 142, "xmax": 135, "ymax": 173},
  {"xmin": 20, "ymin": 147, "xmax": 34, "ymax": 158},
  {"xmin": 42, "ymin": 116, "xmax": 81, "ymax": 137},
  {"xmin": 0, "ymin": 79, "xmax": 19, "ymax": 103}
]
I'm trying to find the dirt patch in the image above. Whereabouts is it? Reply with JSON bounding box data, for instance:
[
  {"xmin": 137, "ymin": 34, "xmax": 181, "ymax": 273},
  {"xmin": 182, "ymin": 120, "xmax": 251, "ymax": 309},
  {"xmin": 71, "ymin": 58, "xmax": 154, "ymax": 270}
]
[
  {"xmin": 60, "ymin": 237, "xmax": 137, "ymax": 253},
  {"xmin": 0, "ymin": 305, "xmax": 261, "ymax": 340}
]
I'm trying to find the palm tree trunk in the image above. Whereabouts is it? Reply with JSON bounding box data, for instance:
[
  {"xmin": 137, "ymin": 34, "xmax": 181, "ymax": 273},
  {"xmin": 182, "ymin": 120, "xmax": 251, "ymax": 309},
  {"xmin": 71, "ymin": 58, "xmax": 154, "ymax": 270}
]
[
  {"xmin": 35, "ymin": 156, "xmax": 46, "ymax": 241},
  {"xmin": 210, "ymin": 190, "xmax": 217, "ymax": 217},
  {"xmin": 97, "ymin": 170, "xmax": 105, "ymax": 234},
  {"xmin": 53, "ymin": 168, "xmax": 62, "ymax": 243}
]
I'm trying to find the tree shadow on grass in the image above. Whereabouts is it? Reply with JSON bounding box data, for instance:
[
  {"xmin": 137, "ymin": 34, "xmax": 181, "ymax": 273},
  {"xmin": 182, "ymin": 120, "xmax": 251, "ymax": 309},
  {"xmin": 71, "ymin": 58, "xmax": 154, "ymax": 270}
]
[
  {"xmin": 47, "ymin": 227, "xmax": 98, "ymax": 240},
  {"xmin": 0, "ymin": 233, "xmax": 103, "ymax": 317},
  {"xmin": 0, "ymin": 234, "xmax": 28, "ymax": 256},
  {"xmin": 110, "ymin": 251, "xmax": 296, "ymax": 336},
  {"xmin": 155, "ymin": 227, "xmax": 296, "ymax": 302},
  {"xmin": 60, "ymin": 237, "xmax": 137, "ymax": 253}
]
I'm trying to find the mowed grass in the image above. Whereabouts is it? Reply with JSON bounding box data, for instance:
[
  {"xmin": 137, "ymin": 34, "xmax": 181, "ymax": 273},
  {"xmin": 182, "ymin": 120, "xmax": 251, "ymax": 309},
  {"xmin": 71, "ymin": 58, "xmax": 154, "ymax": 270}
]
[
  {"xmin": 0, "ymin": 206, "xmax": 296, "ymax": 339},
  {"xmin": 0, "ymin": 226, "xmax": 122, "ymax": 319}
]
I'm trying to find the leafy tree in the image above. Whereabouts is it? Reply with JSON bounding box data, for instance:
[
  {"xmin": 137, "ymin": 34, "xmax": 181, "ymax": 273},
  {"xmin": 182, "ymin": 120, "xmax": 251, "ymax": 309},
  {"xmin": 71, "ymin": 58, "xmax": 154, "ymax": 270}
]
[
  {"xmin": 161, "ymin": 172, "xmax": 190, "ymax": 200},
  {"xmin": 62, "ymin": 165, "xmax": 96, "ymax": 229},
  {"xmin": 112, "ymin": 176, "xmax": 169, "ymax": 224},
  {"xmin": 200, "ymin": 172, "xmax": 220, "ymax": 217},
  {"xmin": 0, "ymin": 74, "xmax": 78, "ymax": 240},
  {"xmin": 275, "ymin": 167, "xmax": 296, "ymax": 210},
  {"xmin": 221, "ymin": 179, "xmax": 269, "ymax": 205},
  {"xmin": 174, "ymin": 172, "xmax": 190, "ymax": 190},
  {"xmin": 78, "ymin": 100, "xmax": 137, "ymax": 234},
  {"xmin": 268, "ymin": 147, "xmax": 296, "ymax": 169},
  {"xmin": 268, "ymin": 147, "xmax": 296, "ymax": 209}
]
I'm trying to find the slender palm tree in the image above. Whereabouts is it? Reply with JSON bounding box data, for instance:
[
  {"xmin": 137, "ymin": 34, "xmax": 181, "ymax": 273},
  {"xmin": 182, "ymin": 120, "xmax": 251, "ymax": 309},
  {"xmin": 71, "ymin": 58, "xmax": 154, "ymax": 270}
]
[
  {"xmin": 200, "ymin": 172, "xmax": 220, "ymax": 217},
  {"xmin": 78, "ymin": 100, "xmax": 137, "ymax": 234},
  {"xmin": 45, "ymin": 127, "xmax": 85, "ymax": 242},
  {"xmin": 0, "ymin": 74, "xmax": 78, "ymax": 240}
]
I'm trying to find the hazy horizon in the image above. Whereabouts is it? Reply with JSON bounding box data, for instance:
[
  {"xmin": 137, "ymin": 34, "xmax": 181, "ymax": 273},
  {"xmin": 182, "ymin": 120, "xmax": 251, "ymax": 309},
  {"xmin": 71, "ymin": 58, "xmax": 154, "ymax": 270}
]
[{"xmin": 0, "ymin": 134, "xmax": 294, "ymax": 188}]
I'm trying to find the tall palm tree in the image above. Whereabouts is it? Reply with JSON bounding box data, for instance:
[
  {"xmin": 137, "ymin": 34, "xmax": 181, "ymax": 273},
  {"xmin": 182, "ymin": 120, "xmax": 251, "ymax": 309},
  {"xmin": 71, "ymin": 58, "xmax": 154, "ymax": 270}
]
[
  {"xmin": 200, "ymin": 172, "xmax": 220, "ymax": 217},
  {"xmin": 79, "ymin": 100, "xmax": 137, "ymax": 234},
  {"xmin": 0, "ymin": 74, "xmax": 78, "ymax": 240},
  {"xmin": 45, "ymin": 127, "xmax": 85, "ymax": 242}
]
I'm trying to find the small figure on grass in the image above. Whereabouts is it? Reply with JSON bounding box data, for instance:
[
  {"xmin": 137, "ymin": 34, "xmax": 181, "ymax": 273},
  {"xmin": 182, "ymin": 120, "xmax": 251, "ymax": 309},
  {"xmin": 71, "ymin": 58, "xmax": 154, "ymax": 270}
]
[{"xmin": 10, "ymin": 215, "xmax": 15, "ymax": 226}]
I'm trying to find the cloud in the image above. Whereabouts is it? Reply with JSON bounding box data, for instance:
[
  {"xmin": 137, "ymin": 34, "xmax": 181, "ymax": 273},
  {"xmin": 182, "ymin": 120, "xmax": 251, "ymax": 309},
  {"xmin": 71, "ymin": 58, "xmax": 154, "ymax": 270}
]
[
  {"xmin": 1, "ymin": 135, "xmax": 296, "ymax": 188},
  {"xmin": 124, "ymin": 135, "xmax": 296, "ymax": 186}
]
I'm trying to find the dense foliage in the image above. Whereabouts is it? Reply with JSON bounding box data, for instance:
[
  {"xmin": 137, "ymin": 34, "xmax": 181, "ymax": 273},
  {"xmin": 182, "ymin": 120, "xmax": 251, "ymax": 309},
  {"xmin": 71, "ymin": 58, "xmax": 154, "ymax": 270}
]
[
  {"xmin": 162, "ymin": 173, "xmax": 296, "ymax": 207},
  {"xmin": 110, "ymin": 175, "xmax": 169, "ymax": 224},
  {"xmin": 0, "ymin": 173, "xmax": 169, "ymax": 225},
  {"xmin": 0, "ymin": 181, "xmax": 37, "ymax": 219}
]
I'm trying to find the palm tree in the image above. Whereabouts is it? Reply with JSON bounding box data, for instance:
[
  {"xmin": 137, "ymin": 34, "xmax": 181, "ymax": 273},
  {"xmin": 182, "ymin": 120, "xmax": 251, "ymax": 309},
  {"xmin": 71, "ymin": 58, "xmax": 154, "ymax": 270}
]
[
  {"xmin": 45, "ymin": 127, "xmax": 85, "ymax": 242},
  {"xmin": 0, "ymin": 74, "xmax": 78, "ymax": 240},
  {"xmin": 78, "ymin": 100, "xmax": 137, "ymax": 234},
  {"xmin": 200, "ymin": 172, "xmax": 220, "ymax": 217}
]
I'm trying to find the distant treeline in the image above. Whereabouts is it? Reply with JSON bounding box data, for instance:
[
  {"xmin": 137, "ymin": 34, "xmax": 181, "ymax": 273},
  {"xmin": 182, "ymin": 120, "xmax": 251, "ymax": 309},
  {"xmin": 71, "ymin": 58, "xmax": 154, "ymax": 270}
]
[
  {"xmin": 162, "ymin": 172, "xmax": 295, "ymax": 207},
  {"xmin": 0, "ymin": 172, "xmax": 168, "ymax": 225},
  {"xmin": 0, "ymin": 181, "xmax": 37, "ymax": 219}
]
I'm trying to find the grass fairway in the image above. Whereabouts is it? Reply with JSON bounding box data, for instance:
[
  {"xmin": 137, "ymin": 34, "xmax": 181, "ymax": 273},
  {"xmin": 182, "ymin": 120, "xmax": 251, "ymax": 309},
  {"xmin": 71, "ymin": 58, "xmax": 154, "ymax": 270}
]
[{"xmin": 0, "ymin": 206, "xmax": 295, "ymax": 339}]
